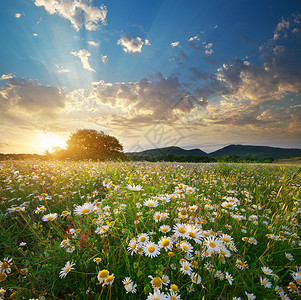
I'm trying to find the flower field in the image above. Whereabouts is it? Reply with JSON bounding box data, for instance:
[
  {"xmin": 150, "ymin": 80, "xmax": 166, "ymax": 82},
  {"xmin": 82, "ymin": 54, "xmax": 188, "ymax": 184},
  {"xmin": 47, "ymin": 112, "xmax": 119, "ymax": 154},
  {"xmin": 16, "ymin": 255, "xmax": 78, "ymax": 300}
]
[{"xmin": 0, "ymin": 160, "xmax": 300, "ymax": 299}]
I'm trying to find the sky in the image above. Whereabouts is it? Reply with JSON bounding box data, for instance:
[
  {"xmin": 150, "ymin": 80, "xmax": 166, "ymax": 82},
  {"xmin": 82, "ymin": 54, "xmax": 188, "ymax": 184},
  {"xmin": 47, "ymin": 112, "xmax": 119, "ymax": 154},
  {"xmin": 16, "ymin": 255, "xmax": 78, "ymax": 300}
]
[{"xmin": 0, "ymin": 0, "xmax": 301, "ymax": 154}]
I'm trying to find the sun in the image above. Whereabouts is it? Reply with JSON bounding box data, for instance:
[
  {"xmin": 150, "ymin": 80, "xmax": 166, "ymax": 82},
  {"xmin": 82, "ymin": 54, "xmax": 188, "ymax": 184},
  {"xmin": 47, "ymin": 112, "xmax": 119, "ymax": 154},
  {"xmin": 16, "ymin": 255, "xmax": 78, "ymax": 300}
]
[{"xmin": 36, "ymin": 132, "xmax": 67, "ymax": 153}]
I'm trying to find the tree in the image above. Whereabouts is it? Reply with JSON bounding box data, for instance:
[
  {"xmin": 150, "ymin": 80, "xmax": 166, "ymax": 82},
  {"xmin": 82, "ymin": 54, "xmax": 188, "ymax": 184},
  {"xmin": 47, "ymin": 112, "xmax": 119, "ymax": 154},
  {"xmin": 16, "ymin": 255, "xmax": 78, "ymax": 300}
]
[{"xmin": 65, "ymin": 129, "xmax": 124, "ymax": 160}]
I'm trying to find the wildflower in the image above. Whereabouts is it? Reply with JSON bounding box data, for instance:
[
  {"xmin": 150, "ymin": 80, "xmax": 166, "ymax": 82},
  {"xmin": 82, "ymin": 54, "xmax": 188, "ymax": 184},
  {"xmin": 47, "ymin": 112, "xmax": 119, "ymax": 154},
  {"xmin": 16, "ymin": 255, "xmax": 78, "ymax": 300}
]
[
  {"xmin": 180, "ymin": 261, "xmax": 192, "ymax": 275},
  {"xmin": 143, "ymin": 242, "xmax": 160, "ymax": 258},
  {"xmin": 97, "ymin": 269, "xmax": 109, "ymax": 284},
  {"xmin": 159, "ymin": 225, "xmax": 171, "ymax": 233},
  {"xmin": 215, "ymin": 270, "xmax": 224, "ymax": 280},
  {"xmin": 285, "ymin": 253, "xmax": 294, "ymax": 261},
  {"xmin": 127, "ymin": 238, "xmax": 138, "ymax": 255},
  {"xmin": 167, "ymin": 290, "xmax": 181, "ymax": 300},
  {"xmin": 103, "ymin": 274, "xmax": 115, "ymax": 286},
  {"xmin": 291, "ymin": 270, "xmax": 301, "ymax": 285},
  {"xmin": 66, "ymin": 246, "xmax": 75, "ymax": 253},
  {"xmin": 146, "ymin": 290, "xmax": 169, "ymax": 300},
  {"xmin": 191, "ymin": 272, "xmax": 202, "ymax": 284},
  {"xmin": 186, "ymin": 224, "xmax": 202, "ymax": 243},
  {"xmin": 59, "ymin": 261, "xmax": 75, "ymax": 278},
  {"xmin": 19, "ymin": 242, "xmax": 26, "ymax": 247},
  {"xmin": 225, "ymin": 272, "xmax": 233, "ymax": 285},
  {"xmin": 170, "ymin": 284, "xmax": 179, "ymax": 292},
  {"xmin": 153, "ymin": 211, "xmax": 162, "ymax": 222},
  {"xmin": 236, "ymin": 259, "xmax": 249, "ymax": 270},
  {"xmin": 149, "ymin": 276, "xmax": 162, "ymax": 290},
  {"xmin": 179, "ymin": 241, "xmax": 193, "ymax": 254},
  {"xmin": 203, "ymin": 236, "xmax": 222, "ymax": 255},
  {"xmin": 74, "ymin": 203, "xmax": 94, "ymax": 215},
  {"xmin": 41, "ymin": 213, "xmax": 58, "ymax": 222},
  {"xmin": 162, "ymin": 274, "xmax": 170, "ymax": 286},
  {"xmin": 93, "ymin": 257, "xmax": 102, "ymax": 265},
  {"xmin": 61, "ymin": 210, "xmax": 71, "ymax": 217},
  {"xmin": 260, "ymin": 277, "xmax": 272, "ymax": 288},
  {"xmin": 123, "ymin": 277, "xmax": 137, "ymax": 293},
  {"xmin": 0, "ymin": 272, "xmax": 7, "ymax": 281},
  {"xmin": 261, "ymin": 266, "xmax": 273, "ymax": 276},
  {"xmin": 127, "ymin": 184, "xmax": 143, "ymax": 191},
  {"xmin": 245, "ymin": 291, "xmax": 256, "ymax": 299},
  {"xmin": 60, "ymin": 239, "xmax": 70, "ymax": 248},
  {"xmin": 0, "ymin": 258, "xmax": 12, "ymax": 274},
  {"xmin": 173, "ymin": 223, "xmax": 187, "ymax": 238},
  {"xmin": 287, "ymin": 282, "xmax": 299, "ymax": 293},
  {"xmin": 158, "ymin": 236, "xmax": 173, "ymax": 251},
  {"xmin": 7, "ymin": 206, "xmax": 25, "ymax": 212},
  {"xmin": 279, "ymin": 292, "xmax": 290, "ymax": 300},
  {"xmin": 144, "ymin": 199, "xmax": 159, "ymax": 208},
  {"xmin": 34, "ymin": 205, "xmax": 47, "ymax": 214}
]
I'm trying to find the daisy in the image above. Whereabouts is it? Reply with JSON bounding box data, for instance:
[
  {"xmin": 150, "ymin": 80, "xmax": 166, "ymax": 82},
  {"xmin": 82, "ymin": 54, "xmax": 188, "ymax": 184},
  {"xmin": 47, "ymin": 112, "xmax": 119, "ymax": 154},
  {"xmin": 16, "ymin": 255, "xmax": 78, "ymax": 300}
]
[
  {"xmin": 185, "ymin": 224, "xmax": 202, "ymax": 243},
  {"xmin": 127, "ymin": 184, "xmax": 143, "ymax": 191},
  {"xmin": 215, "ymin": 270, "xmax": 224, "ymax": 280},
  {"xmin": 138, "ymin": 233, "xmax": 149, "ymax": 244},
  {"xmin": 66, "ymin": 246, "xmax": 75, "ymax": 253},
  {"xmin": 7, "ymin": 206, "xmax": 25, "ymax": 213},
  {"xmin": 34, "ymin": 205, "xmax": 47, "ymax": 214},
  {"xmin": 291, "ymin": 270, "xmax": 301, "ymax": 285},
  {"xmin": 93, "ymin": 257, "xmax": 102, "ymax": 265},
  {"xmin": 159, "ymin": 225, "xmax": 171, "ymax": 233},
  {"xmin": 179, "ymin": 241, "xmax": 193, "ymax": 254},
  {"xmin": 0, "ymin": 258, "xmax": 12, "ymax": 274},
  {"xmin": 191, "ymin": 272, "xmax": 202, "ymax": 284},
  {"xmin": 103, "ymin": 274, "xmax": 115, "ymax": 286},
  {"xmin": 143, "ymin": 242, "xmax": 160, "ymax": 258},
  {"xmin": 60, "ymin": 239, "xmax": 70, "ymax": 248},
  {"xmin": 97, "ymin": 269, "xmax": 109, "ymax": 284},
  {"xmin": 161, "ymin": 274, "xmax": 170, "ymax": 286},
  {"xmin": 173, "ymin": 223, "xmax": 187, "ymax": 238},
  {"xmin": 74, "ymin": 203, "xmax": 94, "ymax": 215},
  {"xmin": 260, "ymin": 277, "xmax": 272, "ymax": 288},
  {"xmin": 41, "ymin": 213, "xmax": 58, "ymax": 222},
  {"xmin": 180, "ymin": 261, "xmax": 192, "ymax": 275},
  {"xmin": 170, "ymin": 284, "xmax": 179, "ymax": 292},
  {"xmin": 158, "ymin": 236, "xmax": 173, "ymax": 251},
  {"xmin": 225, "ymin": 272, "xmax": 233, "ymax": 285},
  {"xmin": 203, "ymin": 236, "xmax": 222, "ymax": 255},
  {"xmin": 153, "ymin": 211, "xmax": 162, "ymax": 222},
  {"xmin": 166, "ymin": 290, "xmax": 181, "ymax": 300},
  {"xmin": 59, "ymin": 261, "xmax": 75, "ymax": 278},
  {"xmin": 285, "ymin": 252, "xmax": 294, "ymax": 261},
  {"xmin": 144, "ymin": 199, "xmax": 159, "ymax": 208},
  {"xmin": 146, "ymin": 290, "xmax": 169, "ymax": 300},
  {"xmin": 236, "ymin": 259, "xmax": 249, "ymax": 270},
  {"xmin": 261, "ymin": 266, "xmax": 273, "ymax": 276},
  {"xmin": 127, "ymin": 238, "xmax": 138, "ymax": 255},
  {"xmin": 245, "ymin": 292, "xmax": 256, "ymax": 300},
  {"xmin": 149, "ymin": 276, "xmax": 162, "ymax": 290}
]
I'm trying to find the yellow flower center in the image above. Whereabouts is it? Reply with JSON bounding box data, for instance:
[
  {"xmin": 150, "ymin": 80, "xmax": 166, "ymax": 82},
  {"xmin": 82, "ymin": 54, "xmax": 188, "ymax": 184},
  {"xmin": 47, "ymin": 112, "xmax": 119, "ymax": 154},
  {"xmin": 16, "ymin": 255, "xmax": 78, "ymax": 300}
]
[
  {"xmin": 192, "ymin": 261, "xmax": 198, "ymax": 266},
  {"xmin": 171, "ymin": 297, "xmax": 176, "ymax": 300},
  {"xmin": 180, "ymin": 209, "xmax": 187, "ymax": 215},
  {"xmin": 154, "ymin": 298, "xmax": 160, "ymax": 300},
  {"xmin": 15, "ymin": 207, "xmax": 22, "ymax": 210},
  {"xmin": 62, "ymin": 210, "xmax": 68, "ymax": 215},
  {"xmin": 81, "ymin": 208, "xmax": 90, "ymax": 214},
  {"xmin": 148, "ymin": 246, "xmax": 155, "ymax": 253},
  {"xmin": 182, "ymin": 245, "xmax": 189, "ymax": 251},
  {"xmin": 131, "ymin": 243, "xmax": 136, "ymax": 250},
  {"xmin": 209, "ymin": 242, "xmax": 216, "ymax": 248},
  {"xmin": 168, "ymin": 252, "xmax": 174, "ymax": 257},
  {"xmin": 221, "ymin": 250, "xmax": 226, "ymax": 255},
  {"xmin": 297, "ymin": 278, "xmax": 301, "ymax": 284},
  {"xmin": 203, "ymin": 232, "xmax": 208, "ymax": 237},
  {"xmin": 152, "ymin": 277, "xmax": 161, "ymax": 287},
  {"xmin": 162, "ymin": 227, "xmax": 168, "ymax": 232},
  {"xmin": 47, "ymin": 216, "xmax": 54, "ymax": 221},
  {"xmin": 188, "ymin": 232, "xmax": 196, "ymax": 238},
  {"xmin": 170, "ymin": 284, "xmax": 178, "ymax": 291},
  {"xmin": 0, "ymin": 272, "xmax": 7, "ymax": 281},
  {"xmin": 178, "ymin": 227, "xmax": 186, "ymax": 234},
  {"xmin": 162, "ymin": 240, "xmax": 170, "ymax": 247},
  {"xmin": 225, "ymin": 203, "xmax": 233, "ymax": 207},
  {"xmin": 105, "ymin": 275, "xmax": 114, "ymax": 283},
  {"xmin": 184, "ymin": 266, "xmax": 189, "ymax": 271},
  {"xmin": 140, "ymin": 236, "xmax": 146, "ymax": 242},
  {"xmin": 237, "ymin": 260, "xmax": 243, "ymax": 266},
  {"xmin": 162, "ymin": 278, "xmax": 167, "ymax": 283},
  {"xmin": 223, "ymin": 237, "xmax": 230, "ymax": 243},
  {"xmin": 2, "ymin": 262, "xmax": 9, "ymax": 269},
  {"xmin": 147, "ymin": 203, "xmax": 154, "ymax": 207},
  {"xmin": 65, "ymin": 266, "xmax": 71, "ymax": 273},
  {"xmin": 125, "ymin": 281, "xmax": 129, "ymax": 285},
  {"xmin": 193, "ymin": 275, "xmax": 197, "ymax": 281},
  {"xmin": 156, "ymin": 215, "xmax": 160, "ymax": 219},
  {"xmin": 98, "ymin": 270, "xmax": 109, "ymax": 278}
]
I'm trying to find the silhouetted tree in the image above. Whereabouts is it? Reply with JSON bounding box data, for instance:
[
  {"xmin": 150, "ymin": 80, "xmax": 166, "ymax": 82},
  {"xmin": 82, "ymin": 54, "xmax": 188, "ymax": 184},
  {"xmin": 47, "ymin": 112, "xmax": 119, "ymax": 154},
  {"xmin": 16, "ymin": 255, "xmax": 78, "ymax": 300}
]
[{"xmin": 65, "ymin": 129, "xmax": 124, "ymax": 160}]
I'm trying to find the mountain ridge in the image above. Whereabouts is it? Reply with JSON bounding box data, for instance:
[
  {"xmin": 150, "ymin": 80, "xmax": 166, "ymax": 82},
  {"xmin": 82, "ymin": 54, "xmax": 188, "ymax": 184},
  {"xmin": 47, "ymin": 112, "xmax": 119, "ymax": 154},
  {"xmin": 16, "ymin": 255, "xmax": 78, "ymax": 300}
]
[{"xmin": 126, "ymin": 144, "xmax": 301, "ymax": 159}]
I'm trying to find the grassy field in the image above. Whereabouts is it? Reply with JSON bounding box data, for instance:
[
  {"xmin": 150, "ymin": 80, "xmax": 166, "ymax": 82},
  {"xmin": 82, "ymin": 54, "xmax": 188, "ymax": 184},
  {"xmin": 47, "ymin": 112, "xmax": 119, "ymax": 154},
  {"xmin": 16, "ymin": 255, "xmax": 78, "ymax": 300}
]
[{"xmin": 0, "ymin": 160, "xmax": 300, "ymax": 300}]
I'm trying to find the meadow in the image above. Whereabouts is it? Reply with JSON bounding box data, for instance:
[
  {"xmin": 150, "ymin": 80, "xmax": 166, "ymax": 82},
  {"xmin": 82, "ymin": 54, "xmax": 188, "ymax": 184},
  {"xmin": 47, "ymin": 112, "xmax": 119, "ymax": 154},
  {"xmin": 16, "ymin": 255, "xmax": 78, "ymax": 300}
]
[{"xmin": 0, "ymin": 160, "xmax": 300, "ymax": 300}]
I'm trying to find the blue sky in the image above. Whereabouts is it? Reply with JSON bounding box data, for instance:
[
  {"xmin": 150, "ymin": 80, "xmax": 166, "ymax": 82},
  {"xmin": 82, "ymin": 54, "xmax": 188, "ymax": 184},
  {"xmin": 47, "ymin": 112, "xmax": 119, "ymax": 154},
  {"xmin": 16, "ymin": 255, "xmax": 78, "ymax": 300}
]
[{"xmin": 0, "ymin": 0, "xmax": 301, "ymax": 154}]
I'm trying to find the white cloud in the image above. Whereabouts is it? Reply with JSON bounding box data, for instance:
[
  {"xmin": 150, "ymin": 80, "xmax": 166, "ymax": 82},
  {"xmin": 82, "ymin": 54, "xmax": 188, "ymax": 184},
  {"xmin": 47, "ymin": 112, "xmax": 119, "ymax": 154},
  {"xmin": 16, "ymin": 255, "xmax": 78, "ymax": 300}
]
[
  {"xmin": 71, "ymin": 49, "xmax": 95, "ymax": 72},
  {"xmin": 205, "ymin": 49, "xmax": 213, "ymax": 55},
  {"xmin": 276, "ymin": 19, "xmax": 290, "ymax": 32},
  {"xmin": 101, "ymin": 55, "xmax": 108, "ymax": 64},
  {"xmin": 15, "ymin": 13, "xmax": 21, "ymax": 18},
  {"xmin": 189, "ymin": 35, "xmax": 199, "ymax": 42},
  {"xmin": 88, "ymin": 40, "xmax": 100, "ymax": 47},
  {"xmin": 0, "ymin": 74, "xmax": 15, "ymax": 80},
  {"xmin": 117, "ymin": 34, "xmax": 143, "ymax": 53},
  {"xmin": 33, "ymin": 33, "xmax": 38, "ymax": 37},
  {"xmin": 171, "ymin": 41, "xmax": 180, "ymax": 47},
  {"xmin": 34, "ymin": 0, "xmax": 107, "ymax": 31},
  {"xmin": 145, "ymin": 39, "xmax": 151, "ymax": 46}
]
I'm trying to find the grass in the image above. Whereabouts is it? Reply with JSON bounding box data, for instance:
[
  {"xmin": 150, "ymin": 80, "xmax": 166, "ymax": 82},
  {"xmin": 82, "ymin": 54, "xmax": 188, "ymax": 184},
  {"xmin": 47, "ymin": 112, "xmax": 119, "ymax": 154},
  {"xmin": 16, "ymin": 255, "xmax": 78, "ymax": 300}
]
[{"xmin": 0, "ymin": 160, "xmax": 300, "ymax": 299}]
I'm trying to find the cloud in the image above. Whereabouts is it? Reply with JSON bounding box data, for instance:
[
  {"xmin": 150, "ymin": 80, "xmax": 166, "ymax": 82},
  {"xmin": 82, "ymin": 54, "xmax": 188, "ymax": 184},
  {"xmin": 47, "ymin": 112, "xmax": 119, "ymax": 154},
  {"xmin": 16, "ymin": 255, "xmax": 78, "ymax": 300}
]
[
  {"xmin": 101, "ymin": 55, "xmax": 108, "ymax": 64},
  {"xmin": 0, "ymin": 74, "xmax": 15, "ymax": 80},
  {"xmin": 88, "ymin": 40, "xmax": 100, "ymax": 47},
  {"xmin": 145, "ymin": 39, "xmax": 151, "ymax": 46},
  {"xmin": 117, "ymin": 34, "xmax": 144, "ymax": 53},
  {"xmin": 171, "ymin": 41, "xmax": 180, "ymax": 47},
  {"xmin": 15, "ymin": 13, "xmax": 21, "ymax": 18},
  {"xmin": 71, "ymin": 49, "xmax": 95, "ymax": 72},
  {"xmin": 33, "ymin": 33, "xmax": 38, "ymax": 37},
  {"xmin": 34, "ymin": 0, "xmax": 107, "ymax": 31}
]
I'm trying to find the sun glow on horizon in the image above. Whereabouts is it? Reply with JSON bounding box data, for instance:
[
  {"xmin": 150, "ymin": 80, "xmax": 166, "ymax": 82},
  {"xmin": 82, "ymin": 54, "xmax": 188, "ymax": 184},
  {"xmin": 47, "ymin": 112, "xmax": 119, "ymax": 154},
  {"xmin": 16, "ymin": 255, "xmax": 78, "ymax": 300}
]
[{"xmin": 36, "ymin": 132, "xmax": 67, "ymax": 153}]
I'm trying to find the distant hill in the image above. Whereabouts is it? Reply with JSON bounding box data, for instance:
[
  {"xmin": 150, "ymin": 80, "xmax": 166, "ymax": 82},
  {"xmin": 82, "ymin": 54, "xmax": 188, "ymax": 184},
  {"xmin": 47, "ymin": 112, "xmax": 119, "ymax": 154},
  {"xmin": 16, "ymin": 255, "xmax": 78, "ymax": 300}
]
[
  {"xmin": 209, "ymin": 144, "xmax": 301, "ymax": 159},
  {"xmin": 126, "ymin": 146, "xmax": 207, "ymax": 157},
  {"xmin": 126, "ymin": 144, "xmax": 301, "ymax": 159}
]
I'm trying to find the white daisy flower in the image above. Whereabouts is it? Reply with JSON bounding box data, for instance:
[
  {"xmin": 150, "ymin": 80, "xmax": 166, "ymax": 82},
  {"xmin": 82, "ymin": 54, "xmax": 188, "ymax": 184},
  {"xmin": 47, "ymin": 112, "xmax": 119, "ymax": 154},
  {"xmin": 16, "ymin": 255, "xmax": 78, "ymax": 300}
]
[{"xmin": 59, "ymin": 261, "xmax": 75, "ymax": 278}]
